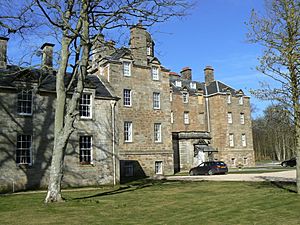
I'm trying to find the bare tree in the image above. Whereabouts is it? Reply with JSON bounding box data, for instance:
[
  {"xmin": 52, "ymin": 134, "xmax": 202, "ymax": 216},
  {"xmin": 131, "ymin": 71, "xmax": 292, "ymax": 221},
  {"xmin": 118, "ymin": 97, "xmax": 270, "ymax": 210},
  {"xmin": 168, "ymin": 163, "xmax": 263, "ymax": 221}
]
[
  {"xmin": 247, "ymin": 0, "xmax": 300, "ymax": 193},
  {"xmin": 23, "ymin": 0, "xmax": 191, "ymax": 203}
]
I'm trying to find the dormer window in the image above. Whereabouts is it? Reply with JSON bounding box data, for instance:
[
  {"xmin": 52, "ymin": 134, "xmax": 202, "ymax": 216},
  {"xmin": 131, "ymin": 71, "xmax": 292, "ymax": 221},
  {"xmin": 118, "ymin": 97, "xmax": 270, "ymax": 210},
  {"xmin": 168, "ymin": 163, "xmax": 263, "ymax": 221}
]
[
  {"xmin": 152, "ymin": 66, "xmax": 159, "ymax": 80},
  {"xmin": 123, "ymin": 61, "xmax": 131, "ymax": 77},
  {"xmin": 190, "ymin": 82, "xmax": 196, "ymax": 89},
  {"xmin": 175, "ymin": 80, "xmax": 182, "ymax": 87}
]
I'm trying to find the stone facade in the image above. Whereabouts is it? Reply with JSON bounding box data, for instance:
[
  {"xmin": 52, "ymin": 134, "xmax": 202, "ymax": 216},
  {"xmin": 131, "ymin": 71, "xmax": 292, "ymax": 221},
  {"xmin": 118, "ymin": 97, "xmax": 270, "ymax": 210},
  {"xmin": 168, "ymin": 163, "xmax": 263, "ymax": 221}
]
[
  {"xmin": 0, "ymin": 23, "xmax": 255, "ymax": 192},
  {"xmin": 0, "ymin": 40, "xmax": 119, "ymax": 192}
]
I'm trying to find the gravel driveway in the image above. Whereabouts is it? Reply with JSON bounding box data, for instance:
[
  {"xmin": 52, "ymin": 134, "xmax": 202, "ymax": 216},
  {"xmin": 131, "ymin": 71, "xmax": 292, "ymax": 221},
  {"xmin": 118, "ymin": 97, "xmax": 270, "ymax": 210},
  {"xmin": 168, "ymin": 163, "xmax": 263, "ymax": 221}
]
[{"xmin": 166, "ymin": 170, "xmax": 296, "ymax": 182}]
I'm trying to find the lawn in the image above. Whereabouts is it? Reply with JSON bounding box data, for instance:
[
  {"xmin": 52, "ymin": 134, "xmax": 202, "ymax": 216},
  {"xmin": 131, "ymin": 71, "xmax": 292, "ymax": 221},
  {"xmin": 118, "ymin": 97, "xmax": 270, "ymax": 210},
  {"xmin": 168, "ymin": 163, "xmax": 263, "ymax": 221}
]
[{"xmin": 1, "ymin": 180, "xmax": 300, "ymax": 225}]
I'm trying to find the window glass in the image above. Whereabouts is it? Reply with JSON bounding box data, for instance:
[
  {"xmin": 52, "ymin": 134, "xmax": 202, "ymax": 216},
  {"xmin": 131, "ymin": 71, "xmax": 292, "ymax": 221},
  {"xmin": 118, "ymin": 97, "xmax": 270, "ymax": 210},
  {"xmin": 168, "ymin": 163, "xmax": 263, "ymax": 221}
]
[
  {"xmin": 16, "ymin": 134, "xmax": 32, "ymax": 164},
  {"xmin": 17, "ymin": 90, "xmax": 33, "ymax": 115},
  {"xmin": 79, "ymin": 136, "xmax": 92, "ymax": 164},
  {"xmin": 123, "ymin": 89, "xmax": 132, "ymax": 106},
  {"xmin": 79, "ymin": 93, "xmax": 92, "ymax": 118}
]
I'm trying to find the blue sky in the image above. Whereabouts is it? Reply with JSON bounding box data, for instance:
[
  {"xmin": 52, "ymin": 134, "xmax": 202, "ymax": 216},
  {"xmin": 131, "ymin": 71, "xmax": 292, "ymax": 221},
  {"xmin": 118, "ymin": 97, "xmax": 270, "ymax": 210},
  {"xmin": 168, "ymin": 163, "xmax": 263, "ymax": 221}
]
[
  {"xmin": 6, "ymin": 0, "xmax": 272, "ymax": 118},
  {"xmin": 150, "ymin": 0, "xmax": 272, "ymax": 117}
]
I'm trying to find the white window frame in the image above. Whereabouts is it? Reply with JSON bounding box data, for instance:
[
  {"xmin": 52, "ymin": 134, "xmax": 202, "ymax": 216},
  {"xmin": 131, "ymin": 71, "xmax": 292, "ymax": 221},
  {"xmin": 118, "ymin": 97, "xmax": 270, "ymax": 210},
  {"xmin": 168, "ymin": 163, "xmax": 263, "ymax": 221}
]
[
  {"xmin": 227, "ymin": 112, "xmax": 233, "ymax": 124},
  {"xmin": 123, "ymin": 61, "xmax": 131, "ymax": 77},
  {"xmin": 123, "ymin": 89, "xmax": 132, "ymax": 107},
  {"xmin": 153, "ymin": 92, "xmax": 160, "ymax": 109},
  {"xmin": 240, "ymin": 113, "xmax": 245, "ymax": 124},
  {"xmin": 17, "ymin": 90, "xmax": 33, "ymax": 116},
  {"xmin": 227, "ymin": 94, "xmax": 231, "ymax": 104},
  {"xmin": 184, "ymin": 112, "xmax": 189, "ymax": 124},
  {"xmin": 152, "ymin": 66, "xmax": 159, "ymax": 80},
  {"xmin": 229, "ymin": 133, "xmax": 234, "ymax": 147},
  {"xmin": 171, "ymin": 111, "xmax": 174, "ymax": 124},
  {"xmin": 175, "ymin": 80, "xmax": 182, "ymax": 87},
  {"xmin": 170, "ymin": 91, "xmax": 173, "ymax": 102},
  {"xmin": 147, "ymin": 46, "xmax": 151, "ymax": 56},
  {"xmin": 124, "ymin": 121, "xmax": 133, "ymax": 142},
  {"xmin": 16, "ymin": 134, "xmax": 32, "ymax": 165},
  {"xmin": 154, "ymin": 123, "xmax": 162, "ymax": 143},
  {"xmin": 79, "ymin": 136, "xmax": 93, "ymax": 164},
  {"xmin": 239, "ymin": 96, "xmax": 244, "ymax": 105},
  {"xmin": 190, "ymin": 82, "xmax": 196, "ymax": 89},
  {"xmin": 155, "ymin": 161, "xmax": 163, "ymax": 174},
  {"xmin": 242, "ymin": 134, "xmax": 247, "ymax": 147},
  {"xmin": 182, "ymin": 92, "xmax": 189, "ymax": 103},
  {"xmin": 79, "ymin": 93, "xmax": 92, "ymax": 119}
]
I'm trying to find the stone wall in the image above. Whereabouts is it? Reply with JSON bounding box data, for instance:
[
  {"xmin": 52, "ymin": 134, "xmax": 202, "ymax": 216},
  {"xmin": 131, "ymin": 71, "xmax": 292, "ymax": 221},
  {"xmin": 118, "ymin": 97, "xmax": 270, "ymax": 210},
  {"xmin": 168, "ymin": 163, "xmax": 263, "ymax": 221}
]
[{"xmin": 0, "ymin": 88, "xmax": 117, "ymax": 192}]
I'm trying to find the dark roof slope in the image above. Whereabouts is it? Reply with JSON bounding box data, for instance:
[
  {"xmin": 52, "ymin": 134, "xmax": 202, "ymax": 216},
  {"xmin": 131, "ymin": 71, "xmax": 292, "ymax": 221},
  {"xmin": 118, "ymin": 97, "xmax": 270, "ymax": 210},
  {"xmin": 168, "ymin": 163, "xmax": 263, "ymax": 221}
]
[
  {"xmin": 170, "ymin": 76, "xmax": 245, "ymax": 97},
  {"xmin": 0, "ymin": 65, "xmax": 115, "ymax": 99}
]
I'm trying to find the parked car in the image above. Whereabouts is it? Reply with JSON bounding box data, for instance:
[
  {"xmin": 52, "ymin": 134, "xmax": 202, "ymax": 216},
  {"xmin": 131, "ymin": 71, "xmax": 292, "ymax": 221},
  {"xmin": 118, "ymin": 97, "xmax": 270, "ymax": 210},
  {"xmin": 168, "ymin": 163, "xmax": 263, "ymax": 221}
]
[
  {"xmin": 189, "ymin": 161, "xmax": 228, "ymax": 176},
  {"xmin": 281, "ymin": 158, "xmax": 296, "ymax": 167}
]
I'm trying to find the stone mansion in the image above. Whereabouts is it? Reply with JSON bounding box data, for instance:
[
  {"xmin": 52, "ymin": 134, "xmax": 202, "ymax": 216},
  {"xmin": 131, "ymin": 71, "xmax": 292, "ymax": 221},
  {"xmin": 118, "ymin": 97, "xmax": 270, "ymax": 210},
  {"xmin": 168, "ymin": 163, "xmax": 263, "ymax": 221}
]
[{"xmin": 0, "ymin": 24, "xmax": 254, "ymax": 191}]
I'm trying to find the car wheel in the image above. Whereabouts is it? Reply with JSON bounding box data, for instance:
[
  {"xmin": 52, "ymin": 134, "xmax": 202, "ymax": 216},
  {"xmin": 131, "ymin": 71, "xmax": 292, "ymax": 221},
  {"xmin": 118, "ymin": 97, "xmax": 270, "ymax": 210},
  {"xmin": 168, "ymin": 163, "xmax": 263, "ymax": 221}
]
[
  {"xmin": 189, "ymin": 170, "xmax": 195, "ymax": 176},
  {"xmin": 282, "ymin": 162, "xmax": 287, "ymax": 167},
  {"xmin": 208, "ymin": 170, "xmax": 213, "ymax": 175}
]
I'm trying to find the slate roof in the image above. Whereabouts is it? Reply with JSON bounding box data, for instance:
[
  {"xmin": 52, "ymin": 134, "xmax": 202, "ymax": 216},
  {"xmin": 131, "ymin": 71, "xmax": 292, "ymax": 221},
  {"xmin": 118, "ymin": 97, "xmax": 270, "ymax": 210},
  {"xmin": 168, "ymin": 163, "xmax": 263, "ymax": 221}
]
[
  {"xmin": 170, "ymin": 76, "xmax": 245, "ymax": 97},
  {"xmin": 0, "ymin": 65, "xmax": 115, "ymax": 99}
]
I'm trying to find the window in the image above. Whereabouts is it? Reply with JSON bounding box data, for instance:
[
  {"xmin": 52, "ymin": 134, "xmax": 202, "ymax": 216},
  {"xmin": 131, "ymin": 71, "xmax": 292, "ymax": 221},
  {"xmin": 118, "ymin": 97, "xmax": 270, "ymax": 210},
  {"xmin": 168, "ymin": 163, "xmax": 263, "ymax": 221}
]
[
  {"xmin": 229, "ymin": 133, "xmax": 234, "ymax": 147},
  {"xmin": 239, "ymin": 96, "xmax": 244, "ymax": 105},
  {"xmin": 231, "ymin": 158, "xmax": 236, "ymax": 166},
  {"xmin": 242, "ymin": 134, "xmax": 247, "ymax": 147},
  {"xmin": 227, "ymin": 94, "xmax": 231, "ymax": 104},
  {"xmin": 170, "ymin": 91, "xmax": 173, "ymax": 102},
  {"xmin": 153, "ymin": 92, "xmax": 160, "ymax": 109},
  {"xmin": 123, "ymin": 89, "xmax": 132, "ymax": 107},
  {"xmin": 190, "ymin": 82, "xmax": 196, "ymax": 89},
  {"xmin": 227, "ymin": 112, "xmax": 232, "ymax": 124},
  {"xmin": 79, "ymin": 136, "xmax": 92, "ymax": 164},
  {"xmin": 175, "ymin": 80, "xmax": 182, "ymax": 87},
  {"xmin": 240, "ymin": 113, "xmax": 245, "ymax": 124},
  {"xmin": 182, "ymin": 92, "xmax": 189, "ymax": 103},
  {"xmin": 155, "ymin": 161, "xmax": 163, "ymax": 174},
  {"xmin": 79, "ymin": 93, "xmax": 92, "ymax": 118},
  {"xmin": 154, "ymin": 123, "xmax": 162, "ymax": 142},
  {"xmin": 125, "ymin": 161, "xmax": 134, "ymax": 177},
  {"xmin": 16, "ymin": 134, "xmax": 32, "ymax": 165},
  {"xmin": 17, "ymin": 90, "xmax": 33, "ymax": 115},
  {"xmin": 152, "ymin": 67, "xmax": 159, "ymax": 80},
  {"xmin": 184, "ymin": 112, "xmax": 189, "ymax": 124},
  {"xmin": 124, "ymin": 121, "xmax": 132, "ymax": 142},
  {"xmin": 147, "ymin": 46, "xmax": 151, "ymax": 56},
  {"xmin": 243, "ymin": 157, "xmax": 248, "ymax": 165},
  {"xmin": 171, "ymin": 111, "xmax": 174, "ymax": 124},
  {"xmin": 123, "ymin": 61, "xmax": 131, "ymax": 77}
]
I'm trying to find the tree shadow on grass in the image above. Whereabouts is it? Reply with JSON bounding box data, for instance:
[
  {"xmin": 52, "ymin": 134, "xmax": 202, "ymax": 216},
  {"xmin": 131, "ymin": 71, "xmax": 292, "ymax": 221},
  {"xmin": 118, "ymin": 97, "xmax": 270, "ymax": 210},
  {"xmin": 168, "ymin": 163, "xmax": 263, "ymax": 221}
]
[
  {"xmin": 250, "ymin": 181, "xmax": 297, "ymax": 193},
  {"xmin": 71, "ymin": 179, "xmax": 160, "ymax": 200}
]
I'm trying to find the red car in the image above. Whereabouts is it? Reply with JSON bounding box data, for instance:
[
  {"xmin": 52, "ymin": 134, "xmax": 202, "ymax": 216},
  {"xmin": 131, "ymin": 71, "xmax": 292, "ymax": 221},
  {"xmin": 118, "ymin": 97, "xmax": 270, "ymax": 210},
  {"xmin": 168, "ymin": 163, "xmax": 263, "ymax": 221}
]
[{"xmin": 189, "ymin": 161, "xmax": 228, "ymax": 175}]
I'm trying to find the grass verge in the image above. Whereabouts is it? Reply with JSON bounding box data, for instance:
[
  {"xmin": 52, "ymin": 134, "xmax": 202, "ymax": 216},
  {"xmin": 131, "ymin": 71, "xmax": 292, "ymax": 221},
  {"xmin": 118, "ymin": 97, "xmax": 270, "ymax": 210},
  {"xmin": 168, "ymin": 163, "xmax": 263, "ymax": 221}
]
[{"xmin": 0, "ymin": 180, "xmax": 299, "ymax": 225}]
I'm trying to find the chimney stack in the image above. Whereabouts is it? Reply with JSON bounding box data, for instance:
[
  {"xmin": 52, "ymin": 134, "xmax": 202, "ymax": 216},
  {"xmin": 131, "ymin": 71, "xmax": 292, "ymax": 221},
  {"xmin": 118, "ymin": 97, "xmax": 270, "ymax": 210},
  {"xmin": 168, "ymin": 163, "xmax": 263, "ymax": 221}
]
[
  {"xmin": 0, "ymin": 37, "xmax": 9, "ymax": 69},
  {"xmin": 41, "ymin": 43, "xmax": 55, "ymax": 71},
  {"xmin": 204, "ymin": 66, "xmax": 214, "ymax": 85},
  {"xmin": 130, "ymin": 22, "xmax": 148, "ymax": 66},
  {"xmin": 180, "ymin": 67, "xmax": 192, "ymax": 80}
]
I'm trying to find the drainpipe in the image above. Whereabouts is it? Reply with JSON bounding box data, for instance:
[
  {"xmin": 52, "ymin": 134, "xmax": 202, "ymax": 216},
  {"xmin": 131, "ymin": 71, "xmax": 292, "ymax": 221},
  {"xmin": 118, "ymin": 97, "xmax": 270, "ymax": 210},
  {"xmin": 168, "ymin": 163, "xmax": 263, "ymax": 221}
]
[
  {"xmin": 110, "ymin": 100, "xmax": 117, "ymax": 185},
  {"xmin": 205, "ymin": 86, "xmax": 211, "ymax": 132}
]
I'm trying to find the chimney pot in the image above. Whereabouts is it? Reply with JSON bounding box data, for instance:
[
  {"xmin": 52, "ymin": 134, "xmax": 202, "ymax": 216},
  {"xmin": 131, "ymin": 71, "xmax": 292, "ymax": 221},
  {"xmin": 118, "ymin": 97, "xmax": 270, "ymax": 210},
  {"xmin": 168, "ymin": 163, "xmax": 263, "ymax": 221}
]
[
  {"xmin": 41, "ymin": 43, "xmax": 55, "ymax": 71},
  {"xmin": 0, "ymin": 37, "xmax": 9, "ymax": 69}
]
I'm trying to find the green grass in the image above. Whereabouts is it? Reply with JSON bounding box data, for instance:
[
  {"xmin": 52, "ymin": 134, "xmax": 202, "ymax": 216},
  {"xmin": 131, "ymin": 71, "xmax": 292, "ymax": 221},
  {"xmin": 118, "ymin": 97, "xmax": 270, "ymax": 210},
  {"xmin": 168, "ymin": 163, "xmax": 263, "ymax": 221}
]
[{"xmin": 1, "ymin": 180, "xmax": 300, "ymax": 225}]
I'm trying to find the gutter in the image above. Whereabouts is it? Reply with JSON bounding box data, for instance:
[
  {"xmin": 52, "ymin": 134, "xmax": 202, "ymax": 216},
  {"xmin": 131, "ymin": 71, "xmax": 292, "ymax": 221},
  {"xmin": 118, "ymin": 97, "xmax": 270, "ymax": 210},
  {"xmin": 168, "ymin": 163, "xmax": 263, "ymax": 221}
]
[{"xmin": 110, "ymin": 100, "xmax": 117, "ymax": 185}]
